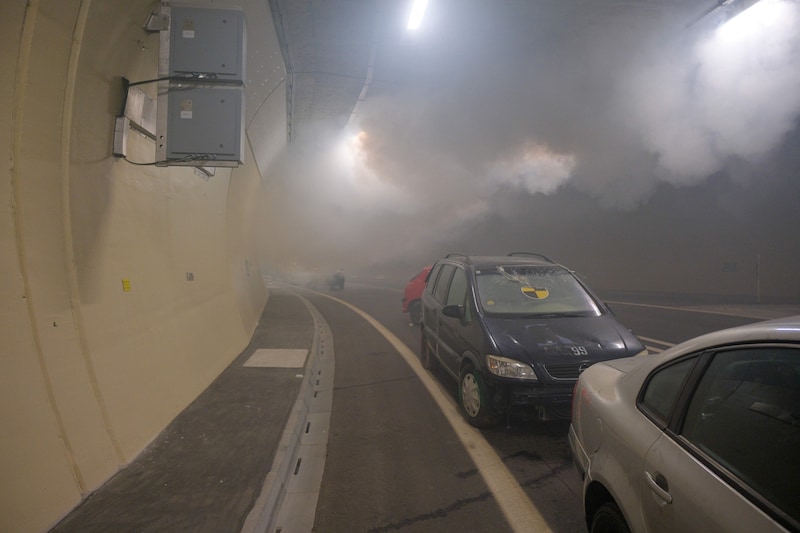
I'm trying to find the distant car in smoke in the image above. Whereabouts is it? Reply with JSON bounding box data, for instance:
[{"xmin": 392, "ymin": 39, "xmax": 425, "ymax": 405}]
[
  {"xmin": 402, "ymin": 265, "xmax": 432, "ymax": 325},
  {"xmin": 328, "ymin": 269, "xmax": 345, "ymax": 291},
  {"xmin": 287, "ymin": 268, "xmax": 324, "ymax": 289},
  {"xmin": 420, "ymin": 252, "xmax": 647, "ymax": 427}
]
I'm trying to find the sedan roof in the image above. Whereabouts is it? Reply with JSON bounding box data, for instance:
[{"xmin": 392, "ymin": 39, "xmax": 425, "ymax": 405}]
[
  {"xmin": 673, "ymin": 314, "xmax": 800, "ymax": 354},
  {"xmin": 610, "ymin": 314, "xmax": 800, "ymax": 379}
]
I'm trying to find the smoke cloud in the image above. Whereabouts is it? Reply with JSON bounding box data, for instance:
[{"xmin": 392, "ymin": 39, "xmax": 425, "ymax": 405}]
[
  {"xmin": 261, "ymin": 0, "xmax": 800, "ymax": 279},
  {"xmin": 627, "ymin": 0, "xmax": 800, "ymax": 183}
]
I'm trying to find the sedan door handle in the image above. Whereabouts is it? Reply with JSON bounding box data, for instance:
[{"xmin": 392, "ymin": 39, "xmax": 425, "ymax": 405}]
[{"xmin": 645, "ymin": 471, "xmax": 673, "ymax": 505}]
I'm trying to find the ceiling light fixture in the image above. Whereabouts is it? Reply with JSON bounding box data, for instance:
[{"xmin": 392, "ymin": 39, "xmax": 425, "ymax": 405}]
[
  {"xmin": 687, "ymin": 0, "xmax": 763, "ymax": 29},
  {"xmin": 407, "ymin": 0, "xmax": 429, "ymax": 30}
]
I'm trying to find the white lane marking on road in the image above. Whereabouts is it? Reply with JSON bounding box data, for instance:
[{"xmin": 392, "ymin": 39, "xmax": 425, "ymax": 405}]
[
  {"xmin": 346, "ymin": 281, "xmax": 403, "ymax": 293},
  {"xmin": 639, "ymin": 336, "xmax": 675, "ymax": 354},
  {"xmin": 638, "ymin": 336, "xmax": 674, "ymax": 347},
  {"xmin": 322, "ymin": 294, "xmax": 553, "ymax": 533},
  {"xmin": 606, "ymin": 300, "xmax": 772, "ymax": 320}
]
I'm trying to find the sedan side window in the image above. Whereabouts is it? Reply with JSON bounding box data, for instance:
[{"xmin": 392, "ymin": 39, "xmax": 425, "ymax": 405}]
[
  {"xmin": 639, "ymin": 357, "xmax": 697, "ymax": 426},
  {"xmin": 681, "ymin": 347, "xmax": 800, "ymax": 524}
]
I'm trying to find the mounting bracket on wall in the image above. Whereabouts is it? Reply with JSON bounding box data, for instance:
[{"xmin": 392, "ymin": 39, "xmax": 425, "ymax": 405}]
[
  {"xmin": 112, "ymin": 78, "xmax": 158, "ymax": 160},
  {"xmin": 144, "ymin": 8, "xmax": 170, "ymax": 32}
]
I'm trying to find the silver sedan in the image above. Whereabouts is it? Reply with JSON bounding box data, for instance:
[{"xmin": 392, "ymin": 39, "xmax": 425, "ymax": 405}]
[{"xmin": 569, "ymin": 316, "xmax": 800, "ymax": 533}]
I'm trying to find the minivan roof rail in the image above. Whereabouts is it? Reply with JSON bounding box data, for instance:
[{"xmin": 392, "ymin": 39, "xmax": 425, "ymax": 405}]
[
  {"xmin": 445, "ymin": 253, "xmax": 472, "ymax": 264},
  {"xmin": 507, "ymin": 252, "xmax": 556, "ymax": 263}
]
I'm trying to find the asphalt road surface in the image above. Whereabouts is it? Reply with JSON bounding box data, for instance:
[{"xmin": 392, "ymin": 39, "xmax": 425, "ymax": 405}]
[{"xmin": 294, "ymin": 280, "xmax": 778, "ymax": 533}]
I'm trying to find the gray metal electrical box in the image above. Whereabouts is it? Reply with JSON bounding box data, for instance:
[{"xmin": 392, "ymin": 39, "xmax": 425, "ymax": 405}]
[
  {"xmin": 155, "ymin": 3, "xmax": 247, "ymax": 167},
  {"xmin": 168, "ymin": 6, "xmax": 245, "ymax": 81},
  {"xmin": 165, "ymin": 85, "xmax": 244, "ymax": 162}
]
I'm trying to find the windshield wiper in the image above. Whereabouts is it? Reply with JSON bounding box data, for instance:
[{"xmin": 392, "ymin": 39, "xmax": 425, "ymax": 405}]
[{"xmin": 519, "ymin": 312, "xmax": 586, "ymax": 318}]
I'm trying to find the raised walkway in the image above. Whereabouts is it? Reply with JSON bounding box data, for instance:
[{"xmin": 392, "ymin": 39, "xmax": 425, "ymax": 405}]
[{"xmin": 51, "ymin": 287, "xmax": 329, "ymax": 533}]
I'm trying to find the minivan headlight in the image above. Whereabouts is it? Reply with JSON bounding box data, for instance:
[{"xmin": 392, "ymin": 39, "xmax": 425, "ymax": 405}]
[{"xmin": 486, "ymin": 354, "xmax": 538, "ymax": 381}]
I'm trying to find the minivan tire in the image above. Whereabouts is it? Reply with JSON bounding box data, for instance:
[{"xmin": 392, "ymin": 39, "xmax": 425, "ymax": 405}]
[{"xmin": 458, "ymin": 364, "xmax": 498, "ymax": 427}]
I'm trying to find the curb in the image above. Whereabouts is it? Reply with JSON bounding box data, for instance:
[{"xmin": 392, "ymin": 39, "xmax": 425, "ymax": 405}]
[{"xmin": 241, "ymin": 293, "xmax": 334, "ymax": 532}]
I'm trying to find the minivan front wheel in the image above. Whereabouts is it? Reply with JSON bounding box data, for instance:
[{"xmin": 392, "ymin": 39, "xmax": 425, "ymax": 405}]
[{"xmin": 459, "ymin": 364, "xmax": 498, "ymax": 427}]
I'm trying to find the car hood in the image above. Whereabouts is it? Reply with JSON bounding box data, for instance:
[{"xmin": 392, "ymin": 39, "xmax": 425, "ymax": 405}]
[{"xmin": 484, "ymin": 314, "xmax": 643, "ymax": 366}]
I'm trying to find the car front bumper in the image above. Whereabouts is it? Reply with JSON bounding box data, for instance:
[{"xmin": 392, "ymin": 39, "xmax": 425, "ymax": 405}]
[{"xmin": 489, "ymin": 378, "xmax": 575, "ymax": 420}]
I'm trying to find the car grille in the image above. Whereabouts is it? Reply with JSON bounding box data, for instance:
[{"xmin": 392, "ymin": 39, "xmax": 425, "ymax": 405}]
[{"xmin": 544, "ymin": 363, "xmax": 591, "ymax": 381}]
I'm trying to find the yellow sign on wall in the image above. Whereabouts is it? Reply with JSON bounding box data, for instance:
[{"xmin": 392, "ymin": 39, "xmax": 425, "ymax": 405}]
[{"xmin": 122, "ymin": 279, "xmax": 131, "ymax": 292}]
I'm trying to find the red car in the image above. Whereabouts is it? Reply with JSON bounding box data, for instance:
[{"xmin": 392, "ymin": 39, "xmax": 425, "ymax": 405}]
[{"xmin": 402, "ymin": 265, "xmax": 432, "ymax": 324}]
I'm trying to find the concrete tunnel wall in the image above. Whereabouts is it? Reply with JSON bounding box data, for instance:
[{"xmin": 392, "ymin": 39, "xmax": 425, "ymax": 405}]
[{"xmin": 1, "ymin": 1, "xmax": 287, "ymax": 531}]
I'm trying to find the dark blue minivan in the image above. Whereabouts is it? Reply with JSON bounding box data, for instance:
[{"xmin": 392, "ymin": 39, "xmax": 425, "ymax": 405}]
[{"xmin": 420, "ymin": 253, "xmax": 647, "ymax": 427}]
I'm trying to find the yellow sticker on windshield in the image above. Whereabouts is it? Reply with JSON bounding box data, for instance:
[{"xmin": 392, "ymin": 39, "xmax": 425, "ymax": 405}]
[{"xmin": 521, "ymin": 286, "xmax": 549, "ymax": 299}]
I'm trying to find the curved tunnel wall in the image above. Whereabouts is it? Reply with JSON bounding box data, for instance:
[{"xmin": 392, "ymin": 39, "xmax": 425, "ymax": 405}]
[{"xmin": 1, "ymin": 1, "xmax": 286, "ymax": 531}]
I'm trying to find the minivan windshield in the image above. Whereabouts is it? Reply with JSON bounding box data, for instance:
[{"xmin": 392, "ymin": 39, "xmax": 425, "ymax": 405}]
[{"xmin": 474, "ymin": 265, "xmax": 602, "ymax": 317}]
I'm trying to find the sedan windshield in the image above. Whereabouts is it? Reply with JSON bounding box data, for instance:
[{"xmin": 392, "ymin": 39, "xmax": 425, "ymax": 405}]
[{"xmin": 475, "ymin": 265, "xmax": 602, "ymax": 317}]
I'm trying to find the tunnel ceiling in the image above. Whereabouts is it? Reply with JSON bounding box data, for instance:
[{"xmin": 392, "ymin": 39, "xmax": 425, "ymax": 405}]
[{"xmin": 268, "ymin": 0, "xmax": 721, "ymax": 145}]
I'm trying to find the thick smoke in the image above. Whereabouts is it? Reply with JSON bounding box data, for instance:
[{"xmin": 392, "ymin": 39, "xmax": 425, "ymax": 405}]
[
  {"xmin": 351, "ymin": 0, "xmax": 800, "ymax": 208},
  {"xmin": 262, "ymin": 0, "xmax": 800, "ymax": 277},
  {"xmin": 627, "ymin": 0, "xmax": 800, "ymax": 184}
]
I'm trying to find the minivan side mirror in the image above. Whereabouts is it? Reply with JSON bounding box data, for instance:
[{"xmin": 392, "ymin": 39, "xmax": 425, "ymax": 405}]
[{"xmin": 442, "ymin": 305, "xmax": 465, "ymax": 319}]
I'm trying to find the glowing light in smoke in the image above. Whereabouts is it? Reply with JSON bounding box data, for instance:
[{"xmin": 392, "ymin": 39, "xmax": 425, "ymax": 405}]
[
  {"xmin": 335, "ymin": 130, "xmax": 368, "ymax": 169},
  {"xmin": 330, "ymin": 130, "xmax": 414, "ymax": 212},
  {"xmin": 352, "ymin": 130, "xmax": 369, "ymax": 158},
  {"xmin": 407, "ymin": 0, "xmax": 429, "ymax": 30},
  {"xmin": 491, "ymin": 142, "xmax": 577, "ymax": 195}
]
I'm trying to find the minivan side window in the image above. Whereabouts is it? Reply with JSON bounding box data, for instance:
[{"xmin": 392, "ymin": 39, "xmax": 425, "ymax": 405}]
[
  {"xmin": 425, "ymin": 264, "xmax": 443, "ymax": 296},
  {"xmin": 446, "ymin": 268, "xmax": 467, "ymax": 307},
  {"xmin": 681, "ymin": 347, "xmax": 800, "ymax": 523},
  {"xmin": 432, "ymin": 265, "xmax": 455, "ymax": 304},
  {"xmin": 446, "ymin": 268, "xmax": 470, "ymax": 321}
]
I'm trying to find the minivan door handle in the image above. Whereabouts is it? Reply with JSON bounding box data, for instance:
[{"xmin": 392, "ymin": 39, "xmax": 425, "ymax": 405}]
[{"xmin": 644, "ymin": 471, "xmax": 672, "ymax": 505}]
